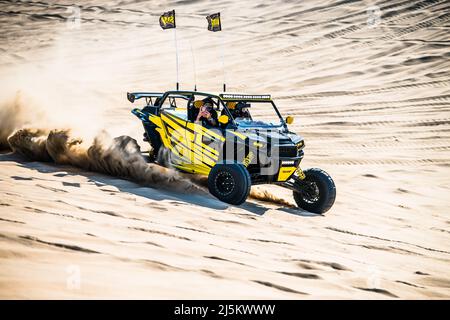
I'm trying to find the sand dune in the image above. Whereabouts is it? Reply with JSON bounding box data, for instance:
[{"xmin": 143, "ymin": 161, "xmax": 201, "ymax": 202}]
[{"xmin": 0, "ymin": 0, "xmax": 449, "ymax": 299}]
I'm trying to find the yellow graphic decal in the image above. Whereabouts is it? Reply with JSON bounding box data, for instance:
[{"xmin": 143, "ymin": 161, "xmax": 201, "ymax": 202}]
[
  {"xmin": 277, "ymin": 166, "xmax": 297, "ymax": 182},
  {"xmin": 149, "ymin": 114, "xmax": 162, "ymax": 127},
  {"xmin": 243, "ymin": 151, "xmax": 254, "ymax": 167},
  {"xmin": 173, "ymin": 163, "xmax": 211, "ymax": 175}
]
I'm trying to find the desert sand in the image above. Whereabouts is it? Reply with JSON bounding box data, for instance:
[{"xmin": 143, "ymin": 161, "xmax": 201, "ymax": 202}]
[{"xmin": 0, "ymin": 0, "xmax": 449, "ymax": 299}]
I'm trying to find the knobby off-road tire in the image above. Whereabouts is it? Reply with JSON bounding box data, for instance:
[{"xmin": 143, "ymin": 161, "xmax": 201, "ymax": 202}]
[
  {"xmin": 208, "ymin": 163, "xmax": 251, "ymax": 205},
  {"xmin": 293, "ymin": 168, "xmax": 336, "ymax": 214}
]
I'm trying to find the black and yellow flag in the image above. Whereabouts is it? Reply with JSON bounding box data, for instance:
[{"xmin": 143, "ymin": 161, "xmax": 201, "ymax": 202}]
[
  {"xmin": 206, "ymin": 12, "xmax": 221, "ymax": 32},
  {"xmin": 159, "ymin": 10, "xmax": 176, "ymax": 29}
]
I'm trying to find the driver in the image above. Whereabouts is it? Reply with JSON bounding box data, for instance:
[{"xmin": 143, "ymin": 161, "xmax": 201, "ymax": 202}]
[
  {"xmin": 227, "ymin": 101, "xmax": 251, "ymax": 119},
  {"xmin": 195, "ymin": 97, "xmax": 217, "ymax": 127}
]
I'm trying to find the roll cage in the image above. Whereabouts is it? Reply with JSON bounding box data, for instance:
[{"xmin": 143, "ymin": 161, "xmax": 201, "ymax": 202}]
[{"xmin": 128, "ymin": 90, "xmax": 288, "ymax": 129}]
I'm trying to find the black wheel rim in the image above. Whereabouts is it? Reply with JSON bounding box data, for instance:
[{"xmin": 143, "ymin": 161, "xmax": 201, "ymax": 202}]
[
  {"xmin": 301, "ymin": 181, "xmax": 320, "ymax": 204},
  {"xmin": 215, "ymin": 171, "xmax": 235, "ymax": 196}
]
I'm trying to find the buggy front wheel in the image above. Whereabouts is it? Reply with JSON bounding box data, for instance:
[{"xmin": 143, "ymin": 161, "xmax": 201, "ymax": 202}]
[{"xmin": 293, "ymin": 168, "xmax": 336, "ymax": 214}]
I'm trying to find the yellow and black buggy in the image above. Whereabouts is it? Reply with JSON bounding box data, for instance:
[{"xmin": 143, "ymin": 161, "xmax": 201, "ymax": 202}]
[{"xmin": 129, "ymin": 91, "xmax": 336, "ymax": 214}]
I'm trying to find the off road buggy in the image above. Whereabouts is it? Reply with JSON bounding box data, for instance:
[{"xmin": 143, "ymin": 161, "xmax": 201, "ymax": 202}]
[{"xmin": 129, "ymin": 91, "xmax": 336, "ymax": 213}]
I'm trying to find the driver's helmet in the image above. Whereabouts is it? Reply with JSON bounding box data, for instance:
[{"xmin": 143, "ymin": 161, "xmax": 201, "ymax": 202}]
[
  {"xmin": 236, "ymin": 101, "xmax": 249, "ymax": 110},
  {"xmin": 233, "ymin": 102, "xmax": 250, "ymax": 119}
]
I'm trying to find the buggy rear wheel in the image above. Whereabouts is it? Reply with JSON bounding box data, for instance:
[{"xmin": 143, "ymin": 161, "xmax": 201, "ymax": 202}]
[
  {"xmin": 156, "ymin": 147, "xmax": 172, "ymax": 167},
  {"xmin": 208, "ymin": 163, "xmax": 251, "ymax": 205}
]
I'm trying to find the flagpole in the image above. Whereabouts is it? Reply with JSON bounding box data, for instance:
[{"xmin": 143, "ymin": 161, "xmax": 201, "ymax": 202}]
[
  {"xmin": 206, "ymin": 12, "xmax": 224, "ymax": 91},
  {"xmin": 174, "ymin": 27, "xmax": 179, "ymax": 90},
  {"xmin": 221, "ymin": 31, "xmax": 226, "ymax": 92},
  {"xmin": 189, "ymin": 40, "xmax": 197, "ymax": 91}
]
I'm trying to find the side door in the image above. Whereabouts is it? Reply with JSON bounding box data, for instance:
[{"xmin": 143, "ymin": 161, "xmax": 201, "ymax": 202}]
[{"xmin": 184, "ymin": 98, "xmax": 224, "ymax": 175}]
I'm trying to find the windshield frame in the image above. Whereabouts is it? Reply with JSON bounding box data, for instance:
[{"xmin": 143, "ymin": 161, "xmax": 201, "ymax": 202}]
[{"xmin": 218, "ymin": 98, "xmax": 286, "ymax": 129}]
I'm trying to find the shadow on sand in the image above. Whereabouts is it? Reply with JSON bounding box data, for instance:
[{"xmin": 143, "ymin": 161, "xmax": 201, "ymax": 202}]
[{"xmin": 1, "ymin": 153, "xmax": 319, "ymax": 217}]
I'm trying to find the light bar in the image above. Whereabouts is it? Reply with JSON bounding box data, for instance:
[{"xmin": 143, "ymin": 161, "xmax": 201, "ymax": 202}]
[{"xmin": 220, "ymin": 94, "xmax": 271, "ymax": 100}]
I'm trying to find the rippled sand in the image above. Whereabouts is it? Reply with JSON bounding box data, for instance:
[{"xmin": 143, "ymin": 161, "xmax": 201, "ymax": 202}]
[{"xmin": 0, "ymin": 0, "xmax": 449, "ymax": 298}]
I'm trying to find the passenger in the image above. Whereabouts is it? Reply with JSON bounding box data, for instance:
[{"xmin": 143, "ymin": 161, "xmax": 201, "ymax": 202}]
[{"xmin": 195, "ymin": 97, "xmax": 217, "ymax": 127}]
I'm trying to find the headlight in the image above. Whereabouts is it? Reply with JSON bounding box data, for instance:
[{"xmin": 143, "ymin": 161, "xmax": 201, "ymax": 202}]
[{"xmin": 296, "ymin": 140, "xmax": 305, "ymax": 149}]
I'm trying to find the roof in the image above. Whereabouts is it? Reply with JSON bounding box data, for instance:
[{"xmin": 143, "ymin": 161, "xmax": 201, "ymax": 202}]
[
  {"xmin": 161, "ymin": 91, "xmax": 272, "ymax": 101},
  {"xmin": 128, "ymin": 91, "xmax": 273, "ymax": 103},
  {"xmin": 219, "ymin": 93, "xmax": 272, "ymax": 101}
]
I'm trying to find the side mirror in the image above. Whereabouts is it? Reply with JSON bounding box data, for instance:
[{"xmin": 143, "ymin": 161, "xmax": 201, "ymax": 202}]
[
  {"xmin": 286, "ymin": 116, "xmax": 294, "ymax": 125},
  {"xmin": 218, "ymin": 114, "xmax": 230, "ymax": 125}
]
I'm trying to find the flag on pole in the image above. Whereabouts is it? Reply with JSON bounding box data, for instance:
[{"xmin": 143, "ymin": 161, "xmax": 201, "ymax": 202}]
[
  {"xmin": 159, "ymin": 10, "xmax": 176, "ymax": 29},
  {"xmin": 159, "ymin": 10, "xmax": 179, "ymax": 89},
  {"xmin": 206, "ymin": 12, "xmax": 221, "ymax": 32}
]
